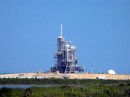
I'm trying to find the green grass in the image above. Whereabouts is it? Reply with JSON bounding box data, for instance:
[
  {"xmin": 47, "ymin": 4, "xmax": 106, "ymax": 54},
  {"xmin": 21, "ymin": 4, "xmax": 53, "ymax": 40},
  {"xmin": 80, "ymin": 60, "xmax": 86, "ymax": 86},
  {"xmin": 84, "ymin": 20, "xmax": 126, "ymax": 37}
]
[
  {"xmin": 0, "ymin": 85, "xmax": 130, "ymax": 97},
  {"xmin": 0, "ymin": 78, "xmax": 130, "ymax": 85},
  {"xmin": 0, "ymin": 78, "xmax": 130, "ymax": 97}
]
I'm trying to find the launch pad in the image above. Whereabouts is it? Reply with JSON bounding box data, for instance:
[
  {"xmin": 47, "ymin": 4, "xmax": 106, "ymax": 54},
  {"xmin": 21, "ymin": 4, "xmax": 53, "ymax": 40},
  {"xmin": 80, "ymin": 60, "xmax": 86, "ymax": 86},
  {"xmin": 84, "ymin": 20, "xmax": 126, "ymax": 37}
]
[
  {"xmin": 51, "ymin": 24, "xmax": 84, "ymax": 73},
  {"xmin": 1, "ymin": 24, "xmax": 130, "ymax": 80}
]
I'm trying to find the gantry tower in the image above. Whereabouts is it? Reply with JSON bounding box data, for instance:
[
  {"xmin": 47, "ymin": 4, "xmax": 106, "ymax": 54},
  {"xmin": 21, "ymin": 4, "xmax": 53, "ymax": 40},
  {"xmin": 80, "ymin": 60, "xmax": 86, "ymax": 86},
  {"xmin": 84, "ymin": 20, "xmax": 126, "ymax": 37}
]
[{"xmin": 51, "ymin": 24, "xmax": 84, "ymax": 73}]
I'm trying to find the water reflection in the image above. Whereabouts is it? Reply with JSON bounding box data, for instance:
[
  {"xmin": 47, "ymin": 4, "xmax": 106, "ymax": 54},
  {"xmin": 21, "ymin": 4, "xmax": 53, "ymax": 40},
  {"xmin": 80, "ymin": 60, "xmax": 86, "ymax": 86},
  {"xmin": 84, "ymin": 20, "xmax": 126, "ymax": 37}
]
[{"xmin": 0, "ymin": 84, "xmax": 59, "ymax": 89}]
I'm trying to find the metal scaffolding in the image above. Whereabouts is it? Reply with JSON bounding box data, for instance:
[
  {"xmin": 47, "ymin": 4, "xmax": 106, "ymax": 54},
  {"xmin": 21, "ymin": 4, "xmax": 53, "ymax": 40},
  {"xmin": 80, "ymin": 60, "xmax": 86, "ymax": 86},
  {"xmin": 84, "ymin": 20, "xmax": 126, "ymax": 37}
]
[{"xmin": 51, "ymin": 24, "xmax": 84, "ymax": 73}]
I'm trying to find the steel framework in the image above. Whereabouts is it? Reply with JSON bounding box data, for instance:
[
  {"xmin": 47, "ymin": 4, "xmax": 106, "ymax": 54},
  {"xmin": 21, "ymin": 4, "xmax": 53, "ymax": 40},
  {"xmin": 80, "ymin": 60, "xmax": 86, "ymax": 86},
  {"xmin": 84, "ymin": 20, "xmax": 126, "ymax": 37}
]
[{"xmin": 51, "ymin": 24, "xmax": 84, "ymax": 73}]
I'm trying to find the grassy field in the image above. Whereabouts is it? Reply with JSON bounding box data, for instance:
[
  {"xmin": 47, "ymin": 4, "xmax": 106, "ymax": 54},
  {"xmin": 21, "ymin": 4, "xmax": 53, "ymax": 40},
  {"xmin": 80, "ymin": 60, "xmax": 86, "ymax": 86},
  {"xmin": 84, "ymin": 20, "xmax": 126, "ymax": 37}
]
[
  {"xmin": 0, "ymin": 78, "xmax": 130, "ymax": 97},
  {"xmin": 0, "ymin": 78, "xmax": 130, "ymax": 85},
  {"xmin": 0, "ymin": 85, "xmax": 130, "ymax": 97}
]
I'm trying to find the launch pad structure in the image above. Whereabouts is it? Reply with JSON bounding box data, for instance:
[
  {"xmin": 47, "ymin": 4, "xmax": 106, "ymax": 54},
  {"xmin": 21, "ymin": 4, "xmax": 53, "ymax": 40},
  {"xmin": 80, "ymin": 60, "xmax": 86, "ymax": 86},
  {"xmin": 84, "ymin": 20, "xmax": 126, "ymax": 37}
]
[
  {"xmin": 51, "ymin": 24, "xmax": 84, "ymax": 73},
  {"xmin": 1, "ymin": 24, "xmax": 130, "ymax": 80}
]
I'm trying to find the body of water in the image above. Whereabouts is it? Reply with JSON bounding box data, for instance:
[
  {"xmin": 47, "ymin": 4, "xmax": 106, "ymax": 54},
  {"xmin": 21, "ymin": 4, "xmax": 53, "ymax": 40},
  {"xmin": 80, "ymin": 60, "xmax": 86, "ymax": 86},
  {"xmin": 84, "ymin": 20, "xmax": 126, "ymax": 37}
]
[{"xmin": 0, "ymin": 84, "xmax": 59, "ymax": 89}]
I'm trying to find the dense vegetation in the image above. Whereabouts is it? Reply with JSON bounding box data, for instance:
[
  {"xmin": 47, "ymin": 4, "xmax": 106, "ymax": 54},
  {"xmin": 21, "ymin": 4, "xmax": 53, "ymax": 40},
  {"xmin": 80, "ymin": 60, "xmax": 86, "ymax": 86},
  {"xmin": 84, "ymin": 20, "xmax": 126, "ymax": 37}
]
[
  {"xmin": 0, "ymin": 78, "xmax": 130, "ymax": 97},
  {"xmin": 0, "ymin": 85, "xmax": 130, "ymax": 97},
  {"xmin": 0, "ymin": 78, "xmax": 130, "ymax": 85}
]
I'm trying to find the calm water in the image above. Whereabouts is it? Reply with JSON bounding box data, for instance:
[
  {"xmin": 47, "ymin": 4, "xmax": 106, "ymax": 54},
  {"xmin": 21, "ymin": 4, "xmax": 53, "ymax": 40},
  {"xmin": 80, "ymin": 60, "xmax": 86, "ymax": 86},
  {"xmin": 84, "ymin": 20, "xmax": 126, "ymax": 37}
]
[
  {"xmin": 0, "ymin": 84, "xmax": 83, "ymax": 89},
  {"xmin": 0, "ymin": 84, "xmax": 59, "ymax": 89}
]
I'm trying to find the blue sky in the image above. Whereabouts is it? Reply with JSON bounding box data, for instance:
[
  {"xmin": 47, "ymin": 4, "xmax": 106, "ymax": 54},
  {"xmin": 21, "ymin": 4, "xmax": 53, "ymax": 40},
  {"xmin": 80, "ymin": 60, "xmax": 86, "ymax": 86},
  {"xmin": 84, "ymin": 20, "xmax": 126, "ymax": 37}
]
[{"xmin": 0, "ymin": 0, "xmax": 130, "ymax": 74}]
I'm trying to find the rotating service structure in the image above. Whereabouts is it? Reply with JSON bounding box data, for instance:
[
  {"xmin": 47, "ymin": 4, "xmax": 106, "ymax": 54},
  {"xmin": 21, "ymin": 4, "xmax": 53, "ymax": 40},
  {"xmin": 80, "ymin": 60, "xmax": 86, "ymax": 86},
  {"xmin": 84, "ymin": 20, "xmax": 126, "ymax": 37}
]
[{"xmin": 51, "ymin": 25, "xmax": 84, "ymax": 73}]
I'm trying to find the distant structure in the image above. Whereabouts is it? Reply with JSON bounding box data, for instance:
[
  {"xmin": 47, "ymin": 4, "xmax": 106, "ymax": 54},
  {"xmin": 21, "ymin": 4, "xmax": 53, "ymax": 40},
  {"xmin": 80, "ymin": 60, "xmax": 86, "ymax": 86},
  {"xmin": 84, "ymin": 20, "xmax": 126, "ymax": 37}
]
[
  {"xmin": 51, "ymin": 24, "xmax": 84, "ymax": 73},
  {"xmin": 108, "ymin": 69, "xmax": 116, "ymax": 74}
]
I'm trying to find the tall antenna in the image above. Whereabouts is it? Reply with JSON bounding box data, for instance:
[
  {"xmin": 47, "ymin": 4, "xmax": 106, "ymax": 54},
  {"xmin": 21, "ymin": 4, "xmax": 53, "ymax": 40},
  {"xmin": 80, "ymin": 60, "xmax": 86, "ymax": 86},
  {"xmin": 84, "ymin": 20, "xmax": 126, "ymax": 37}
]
[{"xmin": 61, "ymin": 24, "xmax": 63, "ymax": 36}]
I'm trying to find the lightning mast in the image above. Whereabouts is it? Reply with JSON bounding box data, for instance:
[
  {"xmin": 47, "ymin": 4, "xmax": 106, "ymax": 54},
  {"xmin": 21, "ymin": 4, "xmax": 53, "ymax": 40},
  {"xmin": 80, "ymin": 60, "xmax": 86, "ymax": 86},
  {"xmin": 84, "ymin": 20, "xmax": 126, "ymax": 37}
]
[{"xmin": 61, "ymin": 24, "xmax": 63, "ymax": 36}]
